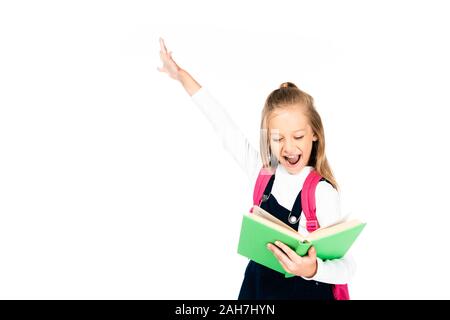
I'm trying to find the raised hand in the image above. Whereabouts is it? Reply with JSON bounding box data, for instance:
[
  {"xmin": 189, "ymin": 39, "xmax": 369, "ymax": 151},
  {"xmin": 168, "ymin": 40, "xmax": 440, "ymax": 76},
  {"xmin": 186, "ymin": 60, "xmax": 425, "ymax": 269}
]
[{"xmin": 157, "ymin": 37, "xmax": 182, "ymax": 80}]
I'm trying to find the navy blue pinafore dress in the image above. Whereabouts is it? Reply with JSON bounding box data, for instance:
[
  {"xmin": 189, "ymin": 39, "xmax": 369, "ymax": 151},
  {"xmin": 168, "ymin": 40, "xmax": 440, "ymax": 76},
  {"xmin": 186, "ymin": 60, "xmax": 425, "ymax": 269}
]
[{"xmin": 238, "ymin": 174, "xmax": 335, "ymax": 300}]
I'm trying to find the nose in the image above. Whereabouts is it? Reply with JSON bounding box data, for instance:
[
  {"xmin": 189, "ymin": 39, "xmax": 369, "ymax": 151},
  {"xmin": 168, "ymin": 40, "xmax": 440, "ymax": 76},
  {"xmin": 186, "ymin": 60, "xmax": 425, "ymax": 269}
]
[{"xmin": 283, "ymin": 138, "xmax": 298, "ymax": 154}]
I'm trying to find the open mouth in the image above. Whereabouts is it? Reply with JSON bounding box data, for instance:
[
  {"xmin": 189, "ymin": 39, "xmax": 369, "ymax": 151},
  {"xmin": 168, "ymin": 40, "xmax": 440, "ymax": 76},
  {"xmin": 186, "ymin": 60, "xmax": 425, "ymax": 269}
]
[{"xmin": 283, "ymin": 154, "xmax": 301, "ymax": 166}]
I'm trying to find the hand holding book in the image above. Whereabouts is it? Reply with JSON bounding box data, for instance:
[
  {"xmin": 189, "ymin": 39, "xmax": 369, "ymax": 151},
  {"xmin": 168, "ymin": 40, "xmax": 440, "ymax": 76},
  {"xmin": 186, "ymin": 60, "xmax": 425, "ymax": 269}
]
[
  {"xmin": 237, "ymin": 206, "xmax": 366, "ymax": 278},
  {"xmin": 267, "ymin": 241, "xmax": 318, "ymax": 278}
]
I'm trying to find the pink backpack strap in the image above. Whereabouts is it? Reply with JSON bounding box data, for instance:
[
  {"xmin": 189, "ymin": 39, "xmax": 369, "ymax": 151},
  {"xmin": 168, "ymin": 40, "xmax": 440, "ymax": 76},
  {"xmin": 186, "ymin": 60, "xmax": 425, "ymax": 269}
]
[
  {"xmin": 250, "ymin": 167, "xmax": 274, "ymax": 213},
  {"xmin": 300, "ymin": 170, "xmax": 350, "ymax": 300},
  {"xmin": 301, "ymin": 170, "xmax": 322, "ymax": 232}
]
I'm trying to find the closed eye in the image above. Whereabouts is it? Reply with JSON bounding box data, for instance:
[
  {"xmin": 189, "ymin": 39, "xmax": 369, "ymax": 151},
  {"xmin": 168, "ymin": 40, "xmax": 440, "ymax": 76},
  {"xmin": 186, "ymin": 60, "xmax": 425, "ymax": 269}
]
[{"xmin": 295, "ymin": 136, "xmax": 304, "ymax": 140}]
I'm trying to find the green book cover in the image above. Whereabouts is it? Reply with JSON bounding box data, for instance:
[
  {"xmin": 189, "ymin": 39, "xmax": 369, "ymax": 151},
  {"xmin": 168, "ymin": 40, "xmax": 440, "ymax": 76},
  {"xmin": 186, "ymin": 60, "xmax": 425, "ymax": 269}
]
[{"xmin": 237, "ymin": 206, "xmax": 366, "ymax": 278}]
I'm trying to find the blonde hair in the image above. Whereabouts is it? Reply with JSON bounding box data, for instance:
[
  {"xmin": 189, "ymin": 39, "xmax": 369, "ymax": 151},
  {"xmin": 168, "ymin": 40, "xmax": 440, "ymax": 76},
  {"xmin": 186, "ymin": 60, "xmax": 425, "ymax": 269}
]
[{"xmin": 260, "ymin": 82, "xmax": 338, "ymax": 189}]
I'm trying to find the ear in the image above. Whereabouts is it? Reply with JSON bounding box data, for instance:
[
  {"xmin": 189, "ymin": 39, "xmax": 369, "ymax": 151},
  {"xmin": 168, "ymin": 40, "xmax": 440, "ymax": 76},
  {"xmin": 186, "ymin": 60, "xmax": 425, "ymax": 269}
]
[{"xmin": 312, "ymin": 134, "xmax": 318, "ymax": 142}]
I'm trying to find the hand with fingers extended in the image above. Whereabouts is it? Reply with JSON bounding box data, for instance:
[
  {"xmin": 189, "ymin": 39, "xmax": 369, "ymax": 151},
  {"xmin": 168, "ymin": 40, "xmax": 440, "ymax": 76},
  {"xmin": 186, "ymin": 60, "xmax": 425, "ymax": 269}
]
[
  {"xmin": 157, "ymin": 37, "xmax": 182, "ymax": 80},
  {"xmin": 157, "ymin": 37, "xmax": 201, "ymax": 96},
  {"xmin": 267, "ymin": 241, "xmax": 318, "ymax": 278}
]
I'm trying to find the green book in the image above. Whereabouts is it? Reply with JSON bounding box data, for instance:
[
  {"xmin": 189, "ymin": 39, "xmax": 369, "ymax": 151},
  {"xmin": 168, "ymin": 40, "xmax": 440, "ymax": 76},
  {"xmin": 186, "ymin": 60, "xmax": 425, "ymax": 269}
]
[{"xmin": 237, "ymin": 205, "xmax": 366, "ymax": 278}]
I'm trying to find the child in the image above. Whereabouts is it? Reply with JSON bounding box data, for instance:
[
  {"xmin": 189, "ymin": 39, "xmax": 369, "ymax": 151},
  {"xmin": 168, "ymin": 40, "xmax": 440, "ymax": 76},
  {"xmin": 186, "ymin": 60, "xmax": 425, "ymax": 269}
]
[{"xmin": 157, "ymin": 37, "xmax": 356, "ymax": 300}]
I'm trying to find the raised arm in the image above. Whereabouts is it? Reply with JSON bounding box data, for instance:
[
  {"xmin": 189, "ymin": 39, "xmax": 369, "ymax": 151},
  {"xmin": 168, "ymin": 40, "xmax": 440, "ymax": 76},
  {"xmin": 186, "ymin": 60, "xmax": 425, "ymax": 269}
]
[
  {"xmin": 157, "ymin": 37, "xmax": 261, "ymax": 183},
  {"xmin": 157, "ymin": 37, "xmax": 201, "ymax": 96}
]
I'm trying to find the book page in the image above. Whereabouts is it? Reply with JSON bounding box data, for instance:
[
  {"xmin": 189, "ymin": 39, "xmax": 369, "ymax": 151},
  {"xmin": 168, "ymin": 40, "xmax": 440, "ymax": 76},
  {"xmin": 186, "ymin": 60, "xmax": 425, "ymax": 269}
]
[
  {"xmin": 251, "ymin": 206, "xmax": 304, "ymax": 239},
  {"xmin": 306, "ymin": 219, "xmax": 363, "ymax": 242},
  {"xmin": 247, "ymin": 212, "xmax": 305, "ymax": 241}
]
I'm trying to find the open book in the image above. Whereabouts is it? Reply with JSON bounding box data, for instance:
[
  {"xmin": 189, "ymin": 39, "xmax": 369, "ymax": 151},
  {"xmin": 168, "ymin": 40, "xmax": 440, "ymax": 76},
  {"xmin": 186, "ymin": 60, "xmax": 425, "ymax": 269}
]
[{"xmin": 237, "ymin": 205, "xmax": 366, "ymax": 278}]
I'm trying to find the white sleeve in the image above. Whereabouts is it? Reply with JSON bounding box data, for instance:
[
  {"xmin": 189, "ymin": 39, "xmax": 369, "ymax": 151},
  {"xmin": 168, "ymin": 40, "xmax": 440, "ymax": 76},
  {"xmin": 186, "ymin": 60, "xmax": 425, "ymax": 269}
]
[
  {"xmin": 191, "ymin": 87, "xmax": 261, "ymax": 184},
  {"xmin": 302, "ymin": 181, "xmax": 356, "ymax": 284},
  {"xmin": 315, "ymin": 181, "xmax": 344, "ymax": 228},
  {"xmin": 304, "ymin": 253, "xmax": 356, "ymax": 285}
]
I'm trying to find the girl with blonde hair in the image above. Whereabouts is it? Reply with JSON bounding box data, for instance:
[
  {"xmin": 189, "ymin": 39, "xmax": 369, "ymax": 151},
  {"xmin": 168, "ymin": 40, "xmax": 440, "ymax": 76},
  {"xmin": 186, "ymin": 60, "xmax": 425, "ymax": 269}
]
[{"xmin": 157, "ymin": 38, "xmax": 355, "ymax": 300}]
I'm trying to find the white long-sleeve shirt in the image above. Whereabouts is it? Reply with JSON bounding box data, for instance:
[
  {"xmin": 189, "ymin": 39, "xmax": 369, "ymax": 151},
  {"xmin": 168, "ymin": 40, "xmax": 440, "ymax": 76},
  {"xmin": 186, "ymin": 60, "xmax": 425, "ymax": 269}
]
[{"xmin": 191, "ymin": 86, "xmax": 356, "ymax": 285}]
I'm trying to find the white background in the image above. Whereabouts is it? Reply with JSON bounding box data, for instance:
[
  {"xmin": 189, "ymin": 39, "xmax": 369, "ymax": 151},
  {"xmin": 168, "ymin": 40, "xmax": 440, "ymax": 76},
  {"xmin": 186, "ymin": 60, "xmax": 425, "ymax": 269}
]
[{"xmin": 1, "ymin": 0, "xmax": 450, "ymax": 299}]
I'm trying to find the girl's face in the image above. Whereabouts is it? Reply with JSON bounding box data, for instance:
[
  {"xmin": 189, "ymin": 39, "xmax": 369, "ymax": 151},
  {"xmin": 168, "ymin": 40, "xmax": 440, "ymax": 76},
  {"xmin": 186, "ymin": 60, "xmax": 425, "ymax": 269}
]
[{"xmin": 268, "ymin": 105, "xmax": 317, "ymax": 175}]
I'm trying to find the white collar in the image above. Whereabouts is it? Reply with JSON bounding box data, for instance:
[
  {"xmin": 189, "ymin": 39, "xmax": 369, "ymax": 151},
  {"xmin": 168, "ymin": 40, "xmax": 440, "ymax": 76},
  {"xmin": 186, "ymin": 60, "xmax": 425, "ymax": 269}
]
[
  {"xmin": 270, "ymin": 165, "xmax": 313, "ymax": 210},
  {"xmin": 276, "ymin": 164, "xmax": 313, "ymax": 179}
]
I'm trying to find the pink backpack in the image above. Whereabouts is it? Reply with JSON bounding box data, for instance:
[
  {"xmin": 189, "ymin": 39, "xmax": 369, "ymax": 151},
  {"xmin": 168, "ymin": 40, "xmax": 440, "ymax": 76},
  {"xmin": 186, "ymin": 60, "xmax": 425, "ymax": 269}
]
[{"xmin": 250, "ymin": 167, "xmax": 350, "ymax": 300}]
